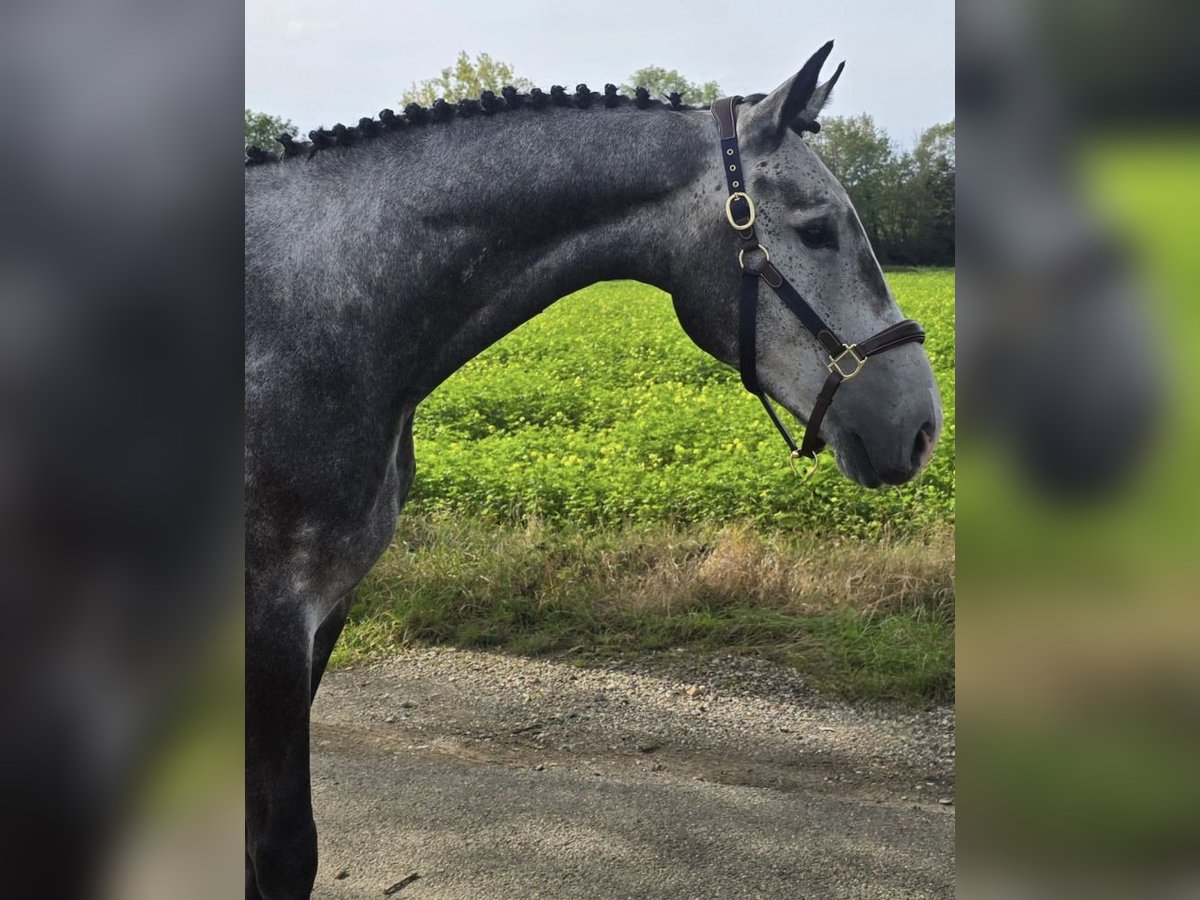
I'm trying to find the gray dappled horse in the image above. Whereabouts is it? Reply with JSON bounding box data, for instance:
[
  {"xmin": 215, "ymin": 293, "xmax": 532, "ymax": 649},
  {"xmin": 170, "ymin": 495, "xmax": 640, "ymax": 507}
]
[{"xmin": 245, "ymin": 43, "xmax": 941, "ymax": 898}]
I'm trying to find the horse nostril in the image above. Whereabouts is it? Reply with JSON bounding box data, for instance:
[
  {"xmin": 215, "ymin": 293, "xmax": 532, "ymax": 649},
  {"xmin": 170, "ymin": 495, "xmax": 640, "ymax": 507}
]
[{"xmin": 911, "ymin": 420, "xmax": 936, "ymax": 470}]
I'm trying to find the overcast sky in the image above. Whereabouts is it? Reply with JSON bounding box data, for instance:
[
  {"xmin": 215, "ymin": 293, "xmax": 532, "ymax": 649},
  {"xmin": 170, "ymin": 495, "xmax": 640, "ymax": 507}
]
[{"xmin": 246, "ymin": 0, "xmax": 953, "ymax": 146}]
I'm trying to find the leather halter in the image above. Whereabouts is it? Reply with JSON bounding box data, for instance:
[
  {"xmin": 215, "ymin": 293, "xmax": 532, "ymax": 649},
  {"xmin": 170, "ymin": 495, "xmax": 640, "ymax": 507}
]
[{"xmin": 711, "ymin": 97, "xmax": 926, "ymax": 475}]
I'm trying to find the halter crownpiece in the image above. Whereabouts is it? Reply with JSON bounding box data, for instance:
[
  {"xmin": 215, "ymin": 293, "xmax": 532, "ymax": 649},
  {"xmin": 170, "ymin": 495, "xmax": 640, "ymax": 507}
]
[{"xmin": 710, "ymin": 96, "xmax": 926, "ymax": 476}]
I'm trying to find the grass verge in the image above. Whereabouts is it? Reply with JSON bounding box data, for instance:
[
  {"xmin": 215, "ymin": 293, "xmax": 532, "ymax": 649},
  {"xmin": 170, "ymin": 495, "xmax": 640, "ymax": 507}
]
[{"xmin": 334, "ymin": 514, "xmax": 954, "ymax": 706}]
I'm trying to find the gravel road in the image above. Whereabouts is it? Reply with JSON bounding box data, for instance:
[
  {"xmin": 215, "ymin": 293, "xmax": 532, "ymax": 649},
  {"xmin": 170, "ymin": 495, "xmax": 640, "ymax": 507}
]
[{"xmin": 310, "ymin": 648, "xmax": 954, "ymax": 899}]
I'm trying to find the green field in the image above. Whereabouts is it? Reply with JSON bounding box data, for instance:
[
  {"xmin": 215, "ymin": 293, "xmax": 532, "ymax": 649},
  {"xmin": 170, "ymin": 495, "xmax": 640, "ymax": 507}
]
[
  {"xmin": 409, "ymin": 272, "xmax": 955, "ymax": 538},
  {"xmin": 338, "ymin": 271, "xmax": 956, "ymax": 704}
]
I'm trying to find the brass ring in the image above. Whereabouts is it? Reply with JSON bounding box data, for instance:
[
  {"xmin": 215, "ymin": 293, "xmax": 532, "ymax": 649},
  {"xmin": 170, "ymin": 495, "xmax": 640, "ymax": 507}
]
[
  {"xmin": 789, "ymin": 450, "xmax": 820, "ymax": 481},
  {"xmin": 737, "ymin": 243, "xmax": 770, "ymax": 270},
  {"xmin": 724, "ymin": 192, "xmax": 756, "ymax": 231}
]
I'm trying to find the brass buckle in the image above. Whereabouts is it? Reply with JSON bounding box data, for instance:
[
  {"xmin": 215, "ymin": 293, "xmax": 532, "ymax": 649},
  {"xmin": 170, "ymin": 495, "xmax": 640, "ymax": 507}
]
[
  {"xmin": 737, "ymin": 243, "xmax": 770, "ymax": 270},
  {"xmin": 724, "ymin": 192, "xmax": 756, "ymax": 231},
  {"xmin": 788, "ymin": 449, "xmax": 820, "ymax": 481},
  {"xmin": 827, "ymin": 344, "xmax": 866, "ymax": 380}
]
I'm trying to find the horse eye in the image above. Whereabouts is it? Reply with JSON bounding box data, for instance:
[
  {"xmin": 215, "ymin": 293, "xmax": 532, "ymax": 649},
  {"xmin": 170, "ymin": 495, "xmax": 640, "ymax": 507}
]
[{"xmin": 796, "ymin": 222, "xmax": 836, "ymax": 250}]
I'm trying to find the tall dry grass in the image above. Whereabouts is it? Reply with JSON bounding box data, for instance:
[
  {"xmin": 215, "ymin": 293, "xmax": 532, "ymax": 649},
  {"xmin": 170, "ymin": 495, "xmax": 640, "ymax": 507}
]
[{"xmin": 338, "ymin": 513, "xmax": 954, "ymax": 703}]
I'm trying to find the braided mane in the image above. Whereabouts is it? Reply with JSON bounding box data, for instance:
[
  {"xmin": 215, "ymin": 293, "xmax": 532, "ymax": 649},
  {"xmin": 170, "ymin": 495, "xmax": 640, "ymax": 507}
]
[{"xmin": 246, "ymin": 85, "xmax": 693, "ymax": 166}]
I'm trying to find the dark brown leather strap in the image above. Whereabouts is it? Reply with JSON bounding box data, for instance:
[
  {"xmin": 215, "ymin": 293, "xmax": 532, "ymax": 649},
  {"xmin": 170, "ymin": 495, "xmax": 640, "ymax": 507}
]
[
  {"xmin": 856, "ymin": 319, "xmax": 925, "ymax": 357},
  {"xmin": 763, "ymin": 274, "xmax": 848, "ymax": 357},
  {"xmin": 739, "ymin": 269, "xmax": 760, "ymax": 394},
  {"xmin": 710, "ymin": 97, "xmax": 738, "ymax": 140},
  {"xmin": 798, "ymin": 370, "xmax": 843, "ymax": 459},
  {"xmin": 711, "ymin": 98, "xmax": 754, "ymax": 231}
]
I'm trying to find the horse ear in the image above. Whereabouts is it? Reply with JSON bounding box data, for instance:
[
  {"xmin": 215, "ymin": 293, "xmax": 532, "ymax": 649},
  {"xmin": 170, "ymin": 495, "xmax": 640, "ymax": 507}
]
[
  {"xmin": 802, "ymin": 61, "xmax": 845, "ymax": 124},
  {"xmin": 741, "ymin": 41, "xmax": 839, "ymax": 148}
]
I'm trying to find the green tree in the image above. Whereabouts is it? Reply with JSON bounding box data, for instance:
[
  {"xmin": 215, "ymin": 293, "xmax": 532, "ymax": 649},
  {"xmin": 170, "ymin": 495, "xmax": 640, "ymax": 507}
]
[
  {"xmin": 621, "ymin": 66, "xmax": 720, "ymax": 105},
  {"xmin": 808, "ymin": 114, "xmax": 900, "ymax": 258},
  {"xmin": 809, "ymin": 115, "xmax": 954, "ymax": 265},
  {"xmin": 401, "ymin": 51, "xmax": 534, "ymax": 107},
  {"xmin": 905, "ymin": 121, "xmax": 955, "ymax": 265},
  {"xmin": 245, "ymin": 108, "xmax": 297, "ymax": 150}
]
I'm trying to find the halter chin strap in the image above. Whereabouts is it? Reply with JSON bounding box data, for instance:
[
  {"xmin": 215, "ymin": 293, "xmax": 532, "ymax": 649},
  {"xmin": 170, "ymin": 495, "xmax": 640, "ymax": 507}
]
[{"xmin": 711, "ymin": 96, "xmax": 926, "ymax": 473}]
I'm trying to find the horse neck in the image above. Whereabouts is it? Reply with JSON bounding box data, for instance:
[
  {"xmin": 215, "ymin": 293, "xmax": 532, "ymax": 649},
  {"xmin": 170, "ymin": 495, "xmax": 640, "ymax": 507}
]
[{"xmin": 365, "ymin": 108, "xmax": 714, "ymax": 401}]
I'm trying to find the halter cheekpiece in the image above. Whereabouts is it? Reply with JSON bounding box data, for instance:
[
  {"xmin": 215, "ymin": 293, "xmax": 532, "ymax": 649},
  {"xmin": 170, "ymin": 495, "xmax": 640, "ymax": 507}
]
[{"xmin": 710, "ymin": 96, "xmax": 926, "ymax": 477}]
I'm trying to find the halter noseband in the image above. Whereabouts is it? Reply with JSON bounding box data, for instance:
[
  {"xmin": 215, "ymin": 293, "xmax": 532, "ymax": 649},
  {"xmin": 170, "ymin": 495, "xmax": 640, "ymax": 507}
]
[{"xmin": 711, "ymin": 96, "xmax": 926, "ymax": 477}]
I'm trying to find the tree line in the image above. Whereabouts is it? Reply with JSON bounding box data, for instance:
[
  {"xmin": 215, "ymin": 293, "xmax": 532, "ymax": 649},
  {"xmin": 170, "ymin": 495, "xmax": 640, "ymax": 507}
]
[
  {"xmin": 398, "ymin": 53, "xmax": 721, "ymax": 109},
  {"xmin": 808, "ymin": 116, "xmax": 955, "ymax": 267},
  {"xmin": 248, "ymin": 54, "xmax": 953, "ymax": 266}
]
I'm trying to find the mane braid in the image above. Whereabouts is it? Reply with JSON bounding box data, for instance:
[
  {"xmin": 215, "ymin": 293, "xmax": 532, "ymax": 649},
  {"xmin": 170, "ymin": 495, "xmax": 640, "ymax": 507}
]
[
  {"xmin": 501, "ymin": 86, "xmax": 525, "ymax": 109},
  {"xmin": 246, "ymin": 80, "xmax": 698, "ymax": 167},
  {"xmin": 245, "ymin": 146, "xmax": 276, "ymax": 166},
  {"xmin": 278, "ymin": 133, "xmax": 309, "ymax": 159},
  {"xmin": 479, "ymin": 90, "xmax": 502, "ymax": 115}
]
